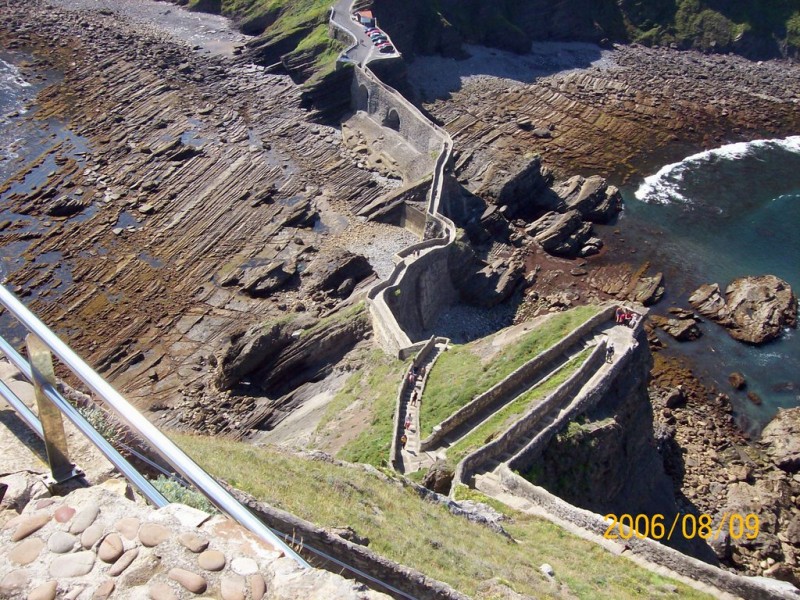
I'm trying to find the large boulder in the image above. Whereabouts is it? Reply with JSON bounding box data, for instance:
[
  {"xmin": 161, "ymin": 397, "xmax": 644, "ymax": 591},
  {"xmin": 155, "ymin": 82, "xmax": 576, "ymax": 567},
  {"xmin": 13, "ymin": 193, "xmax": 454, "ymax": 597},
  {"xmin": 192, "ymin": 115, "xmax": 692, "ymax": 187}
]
[
  {"xmin": 239, "ymin": 259, "xmax": 296, "ymax": 297},
  {"xmin": 761, "ymin": 407, "xmax": 800, "ymax": 473},
  {"xmin": 650, "ymin": 314, "xmax": 701, "ymax": 341},
  {"xmin": 525, "ymin": 209, "xmax": 593, "ymax": 257},
  {"xmin": 473, "ymin": 155, "xmax": 555, "ymax": 219},
  {"xmin": 551, "ymin": 175, "xmax": 622, "ymax": 223},
  {"xmin": 688, "ymin": 275, "xmax": 797, "ymax": 344},
  {"xmin": 304, "ymin": 249, "xmax": 374, "ymax": 298}
]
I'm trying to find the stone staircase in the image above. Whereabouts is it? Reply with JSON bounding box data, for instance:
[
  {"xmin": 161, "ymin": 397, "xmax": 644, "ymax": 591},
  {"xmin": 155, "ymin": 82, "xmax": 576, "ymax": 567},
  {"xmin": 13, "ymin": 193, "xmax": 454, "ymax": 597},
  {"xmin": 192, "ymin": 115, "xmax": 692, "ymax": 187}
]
[
  {"xmin": 397, "ymin": 341, "xmax": 448, "ymax": 474},
  {"xmin": 431, "ymin": 336, "xmax": 599, "ymax": 463},
  {"xmin": 453, "ymin": 321, "xmax": 638, "ymax": 488}
]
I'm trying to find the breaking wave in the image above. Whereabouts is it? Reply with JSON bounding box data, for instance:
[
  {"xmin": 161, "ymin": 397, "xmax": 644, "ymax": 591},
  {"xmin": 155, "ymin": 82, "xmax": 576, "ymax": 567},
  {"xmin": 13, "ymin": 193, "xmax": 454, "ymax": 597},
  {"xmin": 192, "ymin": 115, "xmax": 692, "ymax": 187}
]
[{"xmin": 635, "ymin": 136, "xmax": 800, "ymax": 204}]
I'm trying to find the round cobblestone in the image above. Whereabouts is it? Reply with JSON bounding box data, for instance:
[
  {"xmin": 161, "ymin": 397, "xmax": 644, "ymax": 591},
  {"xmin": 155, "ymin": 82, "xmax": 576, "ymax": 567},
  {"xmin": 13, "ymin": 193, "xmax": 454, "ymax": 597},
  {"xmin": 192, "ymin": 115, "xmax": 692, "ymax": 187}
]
[
  {"xmin": 98, "ymin": 532, "xmax": 124, "ymax": 563},
  {"xmin": 168, "ymin": 567, "xmax": 207, "ymax": 594},
  {"xmin": 48, "ymin": 530, "xmax": 78, "ymax": 554},
  {"xmin": 28, "ymin": 580, "xmax": 58, "ymax": 600},
  {"xmin": 197, "ymin": 549, "xmax": 226, "ymax": 572},
  {"xmin": 9, "ymin": 536, "xmax": 44, "ymax": 565},
  {"xmin": 138, "ymin": 523, "xmax": 170, "ymax": 547}
]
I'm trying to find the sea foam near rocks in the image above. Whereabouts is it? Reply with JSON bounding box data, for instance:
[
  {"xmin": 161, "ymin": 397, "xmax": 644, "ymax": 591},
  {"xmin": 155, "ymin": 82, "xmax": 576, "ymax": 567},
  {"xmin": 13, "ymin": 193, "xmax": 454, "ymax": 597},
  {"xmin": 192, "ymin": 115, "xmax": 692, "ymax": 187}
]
[{"xmin": 635, "ymin": 135, "xmax": 800, "ymax": 204}]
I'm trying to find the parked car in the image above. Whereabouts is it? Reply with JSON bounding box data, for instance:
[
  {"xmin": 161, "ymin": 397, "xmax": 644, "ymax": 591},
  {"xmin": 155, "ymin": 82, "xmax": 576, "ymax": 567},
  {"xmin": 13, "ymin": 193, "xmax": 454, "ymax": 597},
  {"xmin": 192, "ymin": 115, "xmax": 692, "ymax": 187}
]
[
  {"xmin": 369, "ymin": 32, "xmax": 386, "ymax": 40},
  {"xmin": 376, "ymin": 41, "xmax": 393, "ymax": 50},
  {"xmin": 371, "ymin": 36, "xmax": 388, "ymax": 45},
  {"xmin": 378, "ymin": 44, "xmax": 395, "ymax": 54},
  {"xmin": 364, "ymin": 27, "xmax": 381, "ymax": 35}
]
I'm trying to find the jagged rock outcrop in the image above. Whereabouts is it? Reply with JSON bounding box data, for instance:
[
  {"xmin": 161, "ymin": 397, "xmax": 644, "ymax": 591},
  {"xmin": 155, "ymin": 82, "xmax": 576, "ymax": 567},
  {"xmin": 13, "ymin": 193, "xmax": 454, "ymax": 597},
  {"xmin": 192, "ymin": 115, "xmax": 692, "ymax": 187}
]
[
  {"xmin": 237, "ymin": 259, "xmax": 297, "ymax": 297},
  {"xmin": 213, "ymin": 318, "xmax": 301, "ymax": 391},
  {"xmin": 688, "ymin": 275, "xmax": 797, "ymax": 344},
  {"xmin": 449, "ymin": 244, "xmax": 525, "ymax": 307},
  {"xmin": 524, "ymin": 210, "xmax": 595, "ymax": 257},
  {"xmin": 304, "ymin": 249, "xmax": 374, "ymax": 298},
  {"xmin": 761, "ymin": 408, "xmax": 800, "ymax": 473},
  {"xmin": 650, "ymin": 314, "xmax": 701, "ymax": 341},
  {"xmin": 472, "ymin": 155, "xmax": 555, "ymax": 219},
  {"xmin": 421, "ymin": 460, "xmax": 454, "ymax": 495},
  {"xmin": 551, "ymin": 175, "xmax": 622, "ymax": 223}
]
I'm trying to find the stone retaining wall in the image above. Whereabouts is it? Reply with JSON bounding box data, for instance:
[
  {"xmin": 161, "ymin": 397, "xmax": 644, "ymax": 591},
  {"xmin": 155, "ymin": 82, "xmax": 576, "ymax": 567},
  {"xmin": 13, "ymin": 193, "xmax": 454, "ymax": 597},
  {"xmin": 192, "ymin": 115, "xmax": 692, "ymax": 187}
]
[
  {"xmin": 494, "ymin": 465, "xmax": 797, "ymax": 600},
  {"xmin": 351, "ymin": 68, "xmax": 444, "ymax": 159},
  {"xmin": 421, "ymin": 305, "xmax": 615, "ymax": 451},
  {"xmin": 452, "ymin": 340, "xmax": 607, "ymax": 488},
  {"xmin": 508, "ymin": 325, "xmax": 642, "ymax": 472}
]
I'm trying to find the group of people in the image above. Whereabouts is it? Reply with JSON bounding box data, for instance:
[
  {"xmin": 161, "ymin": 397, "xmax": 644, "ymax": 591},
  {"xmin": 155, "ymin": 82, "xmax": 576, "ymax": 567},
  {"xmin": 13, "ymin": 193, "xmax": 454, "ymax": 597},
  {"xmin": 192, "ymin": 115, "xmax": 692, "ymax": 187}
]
[
  {"xmin": 615, "ymin": 307, "xmax": 640, "ymax": 328},
  {"xmin": 400, "ymin": 364, "xmax": 427, "ymax": 449}
]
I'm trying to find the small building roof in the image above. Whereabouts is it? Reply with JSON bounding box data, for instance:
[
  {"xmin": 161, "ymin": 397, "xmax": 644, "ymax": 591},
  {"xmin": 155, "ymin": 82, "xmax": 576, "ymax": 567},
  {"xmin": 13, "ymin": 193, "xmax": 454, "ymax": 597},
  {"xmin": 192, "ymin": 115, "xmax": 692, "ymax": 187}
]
[{"xmin": 356, "ymin": 10, "xmax": 374, "ymax": 19}]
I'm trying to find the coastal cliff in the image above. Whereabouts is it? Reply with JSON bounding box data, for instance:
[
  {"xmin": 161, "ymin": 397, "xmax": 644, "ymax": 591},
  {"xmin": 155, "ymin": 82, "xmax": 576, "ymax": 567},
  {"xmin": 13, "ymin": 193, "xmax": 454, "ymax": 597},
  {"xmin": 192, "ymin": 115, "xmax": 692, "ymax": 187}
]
[
  {"xmin": 372, "ymin": 0, "xmax": 800, "ymax": 61},
  {"xmin": 522, "ymin": 327, "xmax": 717, "ymax": 561}
]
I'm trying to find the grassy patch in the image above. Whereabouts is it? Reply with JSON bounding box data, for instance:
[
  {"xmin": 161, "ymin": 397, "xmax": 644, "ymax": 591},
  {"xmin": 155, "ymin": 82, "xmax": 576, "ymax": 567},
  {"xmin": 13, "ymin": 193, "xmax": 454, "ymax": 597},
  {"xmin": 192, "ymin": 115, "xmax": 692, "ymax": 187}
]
[
  {"xmin": 300, "ymin": 302, "xmax": 366, "ymax": 338},
  {"xmin": 420, "ymin": 305, "xmax": 599, "ymax": 438},
  {"xmin": 445, "ymin": 348, "xmax": 592, "ymax": 467},
  {"xmin": 170, "ymin": 434, "xmax": 713, "ymax": 600},
  {"xmin": 188, "ymin": 0, "xmax": 342, "ymax": 80},
  {"xmin": 151, "ymin": 476, "xmax": 217, "ymax": 513},
  {"xmin": 316, "ymin": 347, "xmax": 408, "ymax": 467}
]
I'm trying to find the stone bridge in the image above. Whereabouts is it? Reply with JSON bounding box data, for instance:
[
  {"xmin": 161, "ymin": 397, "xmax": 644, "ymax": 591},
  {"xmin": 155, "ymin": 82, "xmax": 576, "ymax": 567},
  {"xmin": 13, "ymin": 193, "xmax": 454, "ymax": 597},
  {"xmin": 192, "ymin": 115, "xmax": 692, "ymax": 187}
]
[{"xmin": 330, "ymin": 3, "xmax": 458, "ymax": 357}]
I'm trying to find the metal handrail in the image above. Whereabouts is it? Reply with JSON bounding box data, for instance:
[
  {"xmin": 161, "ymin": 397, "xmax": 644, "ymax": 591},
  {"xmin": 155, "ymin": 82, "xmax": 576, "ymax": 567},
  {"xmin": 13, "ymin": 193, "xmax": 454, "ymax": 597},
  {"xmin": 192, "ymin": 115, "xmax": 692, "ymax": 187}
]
[
  {"xmin": 0, "ymin": 335, "xmax": 168, "ymax": 505},
  {"xmin": 0, "ymin": 284, "xmax": 309, "ymax": 569}
]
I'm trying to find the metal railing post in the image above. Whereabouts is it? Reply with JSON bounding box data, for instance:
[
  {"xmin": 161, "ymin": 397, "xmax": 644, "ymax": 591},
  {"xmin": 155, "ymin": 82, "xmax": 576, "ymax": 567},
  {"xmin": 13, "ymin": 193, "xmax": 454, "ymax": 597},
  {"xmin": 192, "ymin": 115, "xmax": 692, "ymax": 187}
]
[{"xmin": 26, "ymin": 333, "xmax": 81, "ymax": 484}]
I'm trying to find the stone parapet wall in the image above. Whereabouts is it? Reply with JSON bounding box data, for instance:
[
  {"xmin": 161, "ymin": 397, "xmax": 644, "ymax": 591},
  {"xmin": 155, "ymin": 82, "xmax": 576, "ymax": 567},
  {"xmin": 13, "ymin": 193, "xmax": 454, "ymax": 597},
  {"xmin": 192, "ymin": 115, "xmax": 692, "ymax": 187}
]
[
  {"xmin": 421, "ymin": 305, "xmax": 615, "ymax": 451},
  {"xmin": 507, "ymin": 323, "xmax": 644, "ymax": 473},
  {"xmin": 452, "ymin": 340, "xmax": 607, "ymax": 488},
  {"xmin": 494, "ymin": 465, "xmax": 796, "ymax": 600}
]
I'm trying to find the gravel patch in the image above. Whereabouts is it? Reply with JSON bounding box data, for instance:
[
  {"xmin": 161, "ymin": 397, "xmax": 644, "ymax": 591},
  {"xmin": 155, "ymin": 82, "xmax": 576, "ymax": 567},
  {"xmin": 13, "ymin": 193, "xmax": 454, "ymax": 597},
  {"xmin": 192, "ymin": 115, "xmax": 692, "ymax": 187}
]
[
  {"xmin": 408, "ymin": 42, "xmax": 615, "ymax": 100},
  {"xmin": 46, "ymin": 0, "xmax": 250, "ymax": 56},
  {"xmin": 425, "ymin": 300, "xmax": 519, "ymax": 344}
]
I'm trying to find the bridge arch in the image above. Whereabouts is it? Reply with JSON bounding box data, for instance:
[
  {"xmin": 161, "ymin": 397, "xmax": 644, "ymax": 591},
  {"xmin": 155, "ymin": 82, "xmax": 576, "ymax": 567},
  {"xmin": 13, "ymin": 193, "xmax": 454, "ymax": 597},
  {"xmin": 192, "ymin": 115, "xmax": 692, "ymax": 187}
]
[
  {"xmin": 382, "ymin": 108, "xmax": 400, "ymax": 131},
  {"xmin": 356, "ymin": 84, "xmax": 370, "ymax": 113}
]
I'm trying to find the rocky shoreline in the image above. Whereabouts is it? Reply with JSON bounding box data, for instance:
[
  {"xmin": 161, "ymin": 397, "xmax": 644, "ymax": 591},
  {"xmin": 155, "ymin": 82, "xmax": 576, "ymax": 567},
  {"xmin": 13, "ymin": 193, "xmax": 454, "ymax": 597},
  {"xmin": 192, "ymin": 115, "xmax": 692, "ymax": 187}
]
[{"xmin": 407, "ymin": 28, "xmax": 800, "ymax": 586}]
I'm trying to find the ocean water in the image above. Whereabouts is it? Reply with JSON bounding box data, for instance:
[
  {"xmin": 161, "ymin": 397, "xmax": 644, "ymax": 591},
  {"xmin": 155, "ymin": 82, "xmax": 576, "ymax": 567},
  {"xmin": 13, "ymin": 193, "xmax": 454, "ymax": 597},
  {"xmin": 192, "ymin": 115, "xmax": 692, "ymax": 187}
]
[{"xmin": 607, "ymin": 137, "xmax": 800, "ymax": 435}]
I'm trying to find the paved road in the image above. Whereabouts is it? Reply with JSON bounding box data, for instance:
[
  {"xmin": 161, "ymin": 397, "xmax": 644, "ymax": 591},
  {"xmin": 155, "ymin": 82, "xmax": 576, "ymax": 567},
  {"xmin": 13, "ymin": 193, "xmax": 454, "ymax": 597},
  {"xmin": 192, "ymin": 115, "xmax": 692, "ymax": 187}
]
[{"xmin": 332, "ymin": 0, "xmax": 397, "ymax": 66}]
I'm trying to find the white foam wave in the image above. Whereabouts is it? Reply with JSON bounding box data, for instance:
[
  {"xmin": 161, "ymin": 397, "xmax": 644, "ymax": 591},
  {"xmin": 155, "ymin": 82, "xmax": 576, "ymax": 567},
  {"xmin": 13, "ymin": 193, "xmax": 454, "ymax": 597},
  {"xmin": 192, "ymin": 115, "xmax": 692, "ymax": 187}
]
[
  {"xmin": 0, "ymin": 58, "xmax": 32, "ymax": 89},
  {"xmin": 635, "ymin": 135, "xmax": 800, "ymax": 204}
]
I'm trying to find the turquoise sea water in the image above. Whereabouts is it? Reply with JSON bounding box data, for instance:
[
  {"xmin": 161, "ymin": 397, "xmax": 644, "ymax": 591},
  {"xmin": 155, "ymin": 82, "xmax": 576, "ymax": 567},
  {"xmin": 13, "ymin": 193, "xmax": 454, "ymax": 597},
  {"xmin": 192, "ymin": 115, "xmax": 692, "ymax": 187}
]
[{"xmin": 602, "ymin": 137, "xmax": 800, "ymax": 435}]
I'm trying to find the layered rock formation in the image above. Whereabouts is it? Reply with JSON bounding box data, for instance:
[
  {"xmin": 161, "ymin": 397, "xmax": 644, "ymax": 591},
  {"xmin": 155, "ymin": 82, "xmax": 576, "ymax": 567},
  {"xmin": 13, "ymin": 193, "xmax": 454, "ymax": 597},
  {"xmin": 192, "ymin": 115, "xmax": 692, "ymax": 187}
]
[
  {"xmin": 689, "ymin": 275, "xmax": 797, "ymax": 344},
  {"xmin": 761, "ymin": 408, "xmax": 800, "ymax": 474}
]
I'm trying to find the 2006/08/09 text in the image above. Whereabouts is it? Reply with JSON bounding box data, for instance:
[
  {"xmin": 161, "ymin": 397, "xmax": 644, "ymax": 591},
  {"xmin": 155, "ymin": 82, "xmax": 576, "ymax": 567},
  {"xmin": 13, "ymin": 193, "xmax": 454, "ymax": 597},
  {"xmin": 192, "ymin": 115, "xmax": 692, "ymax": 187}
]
[{"xmin": 604, "ymin": 513, "xmax": 759, "ymax": 541}]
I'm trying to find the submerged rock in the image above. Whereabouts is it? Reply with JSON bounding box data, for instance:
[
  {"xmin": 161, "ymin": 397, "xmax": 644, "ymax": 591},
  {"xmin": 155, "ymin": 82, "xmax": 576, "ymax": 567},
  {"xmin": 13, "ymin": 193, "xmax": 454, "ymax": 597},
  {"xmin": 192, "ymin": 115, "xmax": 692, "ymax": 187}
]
[{"xmin": 689, "ymin": 275, "xmax": 797, "ymax": 344}]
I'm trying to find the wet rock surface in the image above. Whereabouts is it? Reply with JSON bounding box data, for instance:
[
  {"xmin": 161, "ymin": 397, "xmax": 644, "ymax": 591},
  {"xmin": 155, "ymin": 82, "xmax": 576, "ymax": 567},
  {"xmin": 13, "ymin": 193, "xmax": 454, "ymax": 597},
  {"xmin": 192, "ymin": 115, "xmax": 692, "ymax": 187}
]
[{"xmin": 0, "ymin": 0, "xmax": 404, "ymax": 434}]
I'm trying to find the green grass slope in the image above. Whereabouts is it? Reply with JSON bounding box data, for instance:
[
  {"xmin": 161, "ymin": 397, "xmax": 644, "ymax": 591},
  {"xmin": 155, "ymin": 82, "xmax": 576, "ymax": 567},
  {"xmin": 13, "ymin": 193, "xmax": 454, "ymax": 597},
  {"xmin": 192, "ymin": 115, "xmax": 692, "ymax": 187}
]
[
  {"xmin": 171, "ymin": 434, "xmax": 714, "ymax": 599},
  {"xmin": 180, "ymin": 0, "xmax": 344, "ymax": 81}
]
